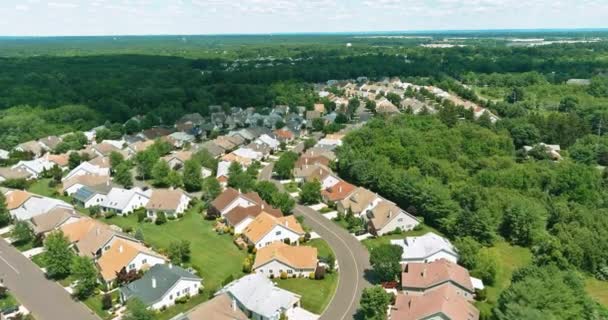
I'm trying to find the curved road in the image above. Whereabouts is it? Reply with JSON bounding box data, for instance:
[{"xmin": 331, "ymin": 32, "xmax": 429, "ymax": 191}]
[
  {"xmin": 0, "ymin": 240, "xmax": 100, "ymax": 320},
  {"xmin": 259, "ymin": 162, "xmax": 371, "ymax": 320}
]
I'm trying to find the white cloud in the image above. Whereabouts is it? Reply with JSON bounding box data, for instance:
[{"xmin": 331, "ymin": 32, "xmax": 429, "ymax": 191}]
[{"xmin": 15, "ymin": 4, "xmax": 29, "ymax": 11}]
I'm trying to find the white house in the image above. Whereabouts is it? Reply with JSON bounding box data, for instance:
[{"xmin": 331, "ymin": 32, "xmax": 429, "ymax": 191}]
[
  {"xmin": 390, "ymin": 232, "xmax": 459, "ymax": 265},
  {"xmin": 209, "ymin": 188, "xmax": 264, "ymax": 217},
  {"xmin": 145, "ymin": 189, "xmax": 191, "ymax": 219},
  {"xmin": 5, "ymin": 190, "xmax": 74, "ymax": 221},
  {"xmin": 0, "ymin": 149, "xmax": 9, "ymax": 160},
  {"xmin": 218, "ymin": 273, "xmax": 301, "ymax": 320},
  {"xmin": 366, "ymin": 201, "xmax": 420, "ymax": 236},
  {"xmin": 253, "ymin": 242, "xmax": 318, "ymax": 278},
  {"xmin": 119, "ymin": 264, "xmax": 202, "ymax": 311},
  {"xmin": 232, "ymin": 147, "xmax": 264, "ymax": 162},
  {"xmin": 101, "ymin": 187, "xmax": 151, "ymax": 215},
  {"xmin": 97, "ymin": 239, "xmax": 166, "ymax": 284},
  {"xmin": 243, "ymin": 213, "xmax": 305, "ymax": 249},
  {"xmin": 11, "ymin": 158, "xmax": 55, "ymax": 178},
  {"xmin": 63, "ymin": 161, "xmax": 110, "ymax": 182},
  {"xmin": 72, "ymin": 184, "xmax": 112, "ymax": 208},
  {"xmin": 255, "ymin": 134, "xmax": 280, "ymax": 151}
]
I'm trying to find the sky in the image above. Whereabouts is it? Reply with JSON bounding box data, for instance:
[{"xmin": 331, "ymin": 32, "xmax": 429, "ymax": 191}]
[{"xmin": 1, "ymin": 0, "xmax": 607, "ymax": 36}]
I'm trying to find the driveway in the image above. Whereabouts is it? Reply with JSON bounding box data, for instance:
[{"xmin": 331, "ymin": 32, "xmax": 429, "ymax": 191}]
[
  {"xmin": 294, "ymin": 205, "xmax": 371, "ymax": 320},
  {"xmin": 0, "ymin": 240, "xmax": 100, "ymax": 320}
]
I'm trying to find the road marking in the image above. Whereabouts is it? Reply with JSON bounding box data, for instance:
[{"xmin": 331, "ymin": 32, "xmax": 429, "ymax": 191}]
[
  {"xmin": 296, "ymin": 206, "xmax": 362, "ymax": 320},
  {"xmin": 0, "ymin": 252, "xmax": 21, "ymax": 275}
]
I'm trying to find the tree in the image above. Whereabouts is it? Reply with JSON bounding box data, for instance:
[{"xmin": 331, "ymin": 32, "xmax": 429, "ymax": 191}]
[
  {"xmin": 453, "ymin": 237, "xmax": 481, "ymax": 270},
  {"xmin": 386, "ymin": 92, "xmax": 401, "ymax": 106},
  {"xmin": 183, "ymin": 159, "xmax": 202, "ymax": 192},
  {"xmin": 134, "ymin": 150, "xmax": 157, "ymax": 180},
  {"xmin": 365, "ymin": 99, "xmax": 376, "ymax": 112},
  {"xmin": 151, "ymin": 160, "xmax": 171, "ymax": 187},
  {"xmin": 500, "ymin": 199, "xmax": 543, "ymax": 246},
  {"xmin": 275, "ymin": 120, "xmax": 285, "ymax": 129},
  {"xmin": 167, "ymin": 170, "xmax": 182, "ymax": 188},
  {"xmin": 68, "ymin": 152, "xmax": 82, "ymax": 170},
  {"xmin": 358, "ymin": 286, "xmax": 392, "ymax": 320},
  {"xmin": 12, "ymin": 221, "xmax": 34, "ymax": 244},
  {"xmin": 155, "ymin": 212, "xmax": 167, "ymax": 225},
  {"xmin": 274, "ymin": 151, "xmax": 298, "ymax": 180},
  {"xmin": 471, "ymin": 250, "xmax": 498, "ymax": 285},
  {"xmin": 134, "ymin": 228, "xmax": 144, "ymax": 241},
  {"xmin": 202, "ymin": 177, "xmax": 222, "ymax": 201},
  {"xmin": 227, "ymin": 162, "xmax": 255, "ymax": 192},
  {"xmin": 114, "ymin": 162, "xmax": 133, "ymax": 188},
  {"xmin": 123, "ymin": 299, "xmax": 154, "ymax": 320},
  {"xmin": 255, "ymin": 181, "xmax": 278, "ymax": 203},
  {"xmin": 506, "ymin": 87, "xmax": 525, "ymax": 103},
  {"xmin": 304, "ymin": 138, "xmax": 316, "ymax": 150},
  {"xmin": 44, "ymin": 231, "xmax": 75, "ymax": 279},
  {"xmin": 369, "ymin": 244, "xmax": 403, "ymax": 282},
  {"xmin": 509, "ymin": 122, "xmax": 540, "ymax": 148},
  {"xmin": 312, "ymin": 118, "xmax": 325, "ymax": 132},
  {"xmin": 101, "ymin": 293, "xmax": 113, "ymax": 310},
  {"xmin": 558, "ymin": 96, "xmax": 579, "ymax": 113},
  {"xmin": 299, "ymin": 180, "xmax": 322, "ymax": 205},
  {"xmin": 0, "ymin": 193, "xmax": 10, "ymax": 227},
  {"xmin": 71, "ymin": 256, "xmax": 98, "ymax": 299},
  {"xmin": 109, "ymin": 151, "xmax": 125, "ymax": 172},
  {"xmin": 124, "ymin": 119, "xmax": 141, "ymax": 135},
  {"xmin": 438, "ymin": 104, "xmax": 459, "ymax": 128},
  {"xmin": 168, "ymin": 240, "xmax": 191, "ymax": 264},
  {"xmin": 271, "ymin": 192, "xmax": 295, "ymax": 215}
]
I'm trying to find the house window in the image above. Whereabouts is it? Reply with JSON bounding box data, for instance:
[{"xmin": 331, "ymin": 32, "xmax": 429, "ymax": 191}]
[
  {"xmin": 104, "ymin": 245, "xmax": 111, "ymax": 251},
  {"xmin": 397, "ymin": 218, "xmax": 403, "ymax": 222},
  {"xmin": 128, "ymin": 263, "xmax": 135, "ymax": 270},
  {"xmin": 275, "ymin": 231, "xmax": 282, "ymax": 236},
  {"xmin": 169, "ymin": 295, "xmax": 173, "ymax": 300},
  {"xmin": 141, "ymin": 259, "xmax": 147, "ymax": 264},
  {"xmin": 287, "ymin": 270, "xmax": 293, "ymax": 274},
  {"xmin": 269, "ymin": 269, "xmax": 273, "ymax": 273}
]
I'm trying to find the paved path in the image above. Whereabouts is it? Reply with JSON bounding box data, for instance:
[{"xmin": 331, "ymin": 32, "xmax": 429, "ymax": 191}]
[
  {"xmin": 294, "ymin": 205, "xmax": 371, "ymax": 320},
  {"xmin": 0, "ymin": 240, "xmax": 100, "ymax": 320}
]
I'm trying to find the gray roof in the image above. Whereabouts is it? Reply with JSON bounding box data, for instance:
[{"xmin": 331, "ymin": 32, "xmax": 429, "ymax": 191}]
[
  {"xmin": 73, "ymin": 184, "xmax": 111, "ymax": 202},
  {"xmin": 218, "ymin": 274, "xmax": 300, "ymax": 319},
  {"xmin": 120, "ymin": 264, "xmax": 201, "ymax": 306}
]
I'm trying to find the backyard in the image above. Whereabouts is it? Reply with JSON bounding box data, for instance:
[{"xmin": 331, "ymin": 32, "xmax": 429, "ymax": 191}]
[{"xmin": 275, "ymin": 272, "xmax": 338, "ymax": 315}]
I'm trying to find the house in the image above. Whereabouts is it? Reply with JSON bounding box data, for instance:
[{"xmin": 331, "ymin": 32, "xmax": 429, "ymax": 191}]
[
  {"xmin": 375, "ymin": 98, "xmax": 400, "ymax": 115},
  {"xmin": 73, "ymin": 183, "xmax": 112, "ymax": 208},
  {"xmin": 168, "ymin": 132, "xmax": 195, "ymax": 148},
  {"xmin": 313, "ymin": 103, "xmax": 326, "ymax": 114},
  {"xmin": 273, "ymin": 129, "xmax": 294, "ymax": 143},
  {"xmin": 29, "ymin": 207, "xmax": 80, "ymax": 235},
  {"xmin": 214, "ymin": 136, "xmax": 239, "ymax": 152},
  {"xmin": 119, "ymin": 264, "xmax": 202, "ymax": 310},
  {"xmin": 176, "ymin": 113, "xmax": 205, "ymax": 132},
  {"xmin": 390, "ymin": 232, "xmax": 459, "ymax": 265},
  {"xmin": 162, "ymin": 151, "xmax": 193, "ymax": 170},
  {"xmin": 101, "ymin": 187, "xmax": 151, "ymax": 215},
  {"xmin": 208, "ymin": 188, "xmax": 265, "ymax": 217},
  {"xmin": 401, "ymin": 259, "xmax": 481, "ymax": 300},
  {"xmin": 232, "ymin": 147, "xmax": 264, "ymax": 162},
  {"xmin": 97, "ymin": 239, "xmax": 166, "ymax": 284},
  {"xmin": 126, "ymin": 140, "xmax": 155, "ymax": 156},
  {"xmin": 11, "ymin": 158, "xmax": 55, "ymax": 178},
  {"xmin": 176, "ymin": 293, "xmax": 248, "ymax": 320},
  {"xmin": 60, "ymin": 217, "xmax": 139, "ymax": 258},
  {"xmin": 197, "ymin": 141, "xmax": 225, "ymax": 158},
  {"xmin": 216, "ymin": 161, "xmax": 231, "ymax": 186},
  {"xmin": 0, "ymin": 167, "xmax": 32, "ymax": 182},
  {"xmin": 62, "ymin": 159, "xmax": 110, "ymax": 181},
  {"xmin": 315, "ymin": 135, "xmax": 344, "ymax": 150},
  {"xmin": 62, "ymin": 175, "xmax": 111, "ymax": 196},
  {"xmin": 145, "ymin": 189, "xmax": 191, "ymax": 219},
  {"xmin": 5, "ymin": 190, "xmax": 73, "ymax": 221},
  {"xmin": 337, "ymin": 187, "xmax": 379, "ymax": 216},
  {"xmin": 253, "ymin": 242, "xmax": 317, "ymax": 278},
  {"xmin": 225, "ymin": 205, "xmax": 283, "ymax": 234},
  {"xmin": 366, "ymin": 201, "xmax": 419, "ymax": 236},
  {"xmin": 0, "ymin": 149, "xmax": 9, "ymax": 160},
  {"xmin": 242, "ymin": 212, "xmax": 305, "ymax": 248},
  {"xmin": 255, "ymin": 134, "xmax": 280, "ymax": 151},
  {"xmin": 523, "ymin": 143, "xmax": 562, "ymax": 160},
  {"xmin": 141, "ymin": 127, "xmax": 174, "ymax": 140},
  {"xmin": 305, "ymin": 110, "xmax": 321, "ymax": 121},
  {"xmin": 246, "ymin": 142, "xmax": 272, "ymax": 157},
  {"xmin": 45, "ymin": 154, "xmax": 70, "ymax": 169},
  {"xmin": 295, "ymin": 155, "xmax": 331, "ymax": 170},
  {"xmin": 390, "ymin": 286, "xmax": 479, "ymax": 320},
  {"xmin": 85, "ymin": 142, "xmax": 121, "ymax": 158},
  {"xmin": 15, "ymin": 140, "xmax": 43, "ymax": 157},
  {"xmin": 218, "ymin": 273, "xmax": 301, "ymax": 320},
  {"xmin": 303, "ymin": 165, "xmax": 340, "ymax": 190},
  {"xmin": 321, "ymin": 180, "xmax": 356, "ymax": 203},
  {"xmin": 38, "ymin": 136, "xmax": 62, "ymax": 151}
]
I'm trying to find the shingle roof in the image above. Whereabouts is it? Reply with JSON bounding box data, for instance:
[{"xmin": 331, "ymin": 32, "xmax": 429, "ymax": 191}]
[
  {"xmin": 210, "ymin": 188, "xmax": 263, "ymax": 213},
  {"xmin": 243, "ymin": 213, "xmax": 304, "ymax": 244},
  {"xmin": 30, "ymin": 207, "xmax": 79, "ymax": 234},
  {"xmin": 391, "ymin": 286, "xmax": 479, "ymax": 320},
  {"xmin": 120, "ymin": 264, "xmax": 201, "ymax": 306},
  {"xmin": 402, "ymin": 259, "xmax": 474, "ymax": 293},
  {"xmin": 339, "ymin": 187, "xmax": 377, "ymax": 214},
  {"xmin": 321, "ymin": 180, "xmax": 356, "ymax": 202},
  {"xmin": 368, "ymin": 201, "xmax": 418, "ymax": 230},
  {"xmin": 0, "ymin": 167, "xmax": 32, "ymax": 180},
  {"xmin": 5, "ymin": 190, "xmax": 32, "ymax": 210},
  {"xmin": 184, "ymin": 293, "xmax": 248, "ymax": 320},
  {"xmin": 97, "ymin": 239, "xmax": 164, "ymax": 281},
  {"xmin": 390, "ymin": 232, "xmax": 457, "ymax": 261},
  {"xmin": 253, "ymin": 242, "xmax": 317, "ymax": 270},
  {"xmin": 145, "ymin": 189, "xmax": 189, "ymax": 212},
  {"xmin": 60, "ymin": 217, "xmax": 136, "ymax": 258},
  {"xmin": 225, "ymin": 205, "xmax": 282, "ymax": 226}
]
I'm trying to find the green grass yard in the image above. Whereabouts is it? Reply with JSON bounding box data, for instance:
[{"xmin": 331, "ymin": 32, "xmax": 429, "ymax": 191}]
[
  {"xmin": 361, "ymin": 224, "xmax": 444, "ymax": 252},
  {"xmin": 586, "ymin": 277, "xmax": 608, "ymax": 307},
  {"xmin": 275, "ymin": 273, "xmax": 338, "ymax": 314},
  {"xmin": 308, "ymin": 239, "xmax": 333, "ymax": 260},
  {"xmin": 103, "ymin": 204, "xmax": 247, "ymax": 291},
  {"xmin": 0, "ymin": 292, "xmax": 18, "ymax": 311}
]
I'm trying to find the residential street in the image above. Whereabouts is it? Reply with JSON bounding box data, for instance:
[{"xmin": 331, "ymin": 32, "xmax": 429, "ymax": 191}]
[
  {"xmin": 258, "ymin": 159, "xmax": 371, "ymax": 320},
  {"xmin": 294, "ymin": 205, "xmax": 371, "ymax": 320},
  {"xmin": 0, "ymin": 240, "xmax": 100, "ymax": 320}
]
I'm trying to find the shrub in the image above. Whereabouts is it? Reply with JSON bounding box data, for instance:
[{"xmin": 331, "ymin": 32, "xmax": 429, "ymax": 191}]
[
  {"xmin": 283, "ymin": 238, "xmax": 291, "ymax": 245},
  {"xmin": 123, "ymin": 226, "xmax": 133, "ymax": 233},
  {"xmin": 104, "ymin": 211, "xmax": 116, "ymax": 219},
  {"xmin": 309, "ymin": 272, "xmax": 316, "ymax": 279},
  {"xmin": 155, "ymin": 212, "xmax": 167, "ymax": 225},
  {"xmin": 475, "ymin": 288, "xmax": 487, "ymax": 302},
  {"xmin": 222, "ymin": 274, "xmax": 235, "ymax": 286},
  {"xmin": 136, "ymin": 209, "xmax": 146, "ymax": 222},
  {"xmin": 175, "ymin": 295, "xmax": 189, "ymax": 304},
  {"xmin": 280, "ymin": 271, "xmax": 288, "ymax": 279},
  {"xmin": 101, "ymin": 293, "xmax": 113, "ymax": 310},
  {"xmin": 167, "ymin": 216, "xmax": 176, "ymax": 221},
  {"xmin": 176, "ymin": 213, "xmax": 184, "ymax": 219}
]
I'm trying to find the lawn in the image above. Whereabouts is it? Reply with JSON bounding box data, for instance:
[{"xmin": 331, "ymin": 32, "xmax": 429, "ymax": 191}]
[
  {"xmin": 0, "ymin": 292, "xmax": 18, "ymax": 311},
  {"xmin": 475, "ymin": 241, "xmax": 532, "ymax": 315},
  {"xmin": 103, "ymin": 204, "xmax": 247, "ymax": 291},
  {"xmin": 586, "ymin": 277, "xmax": 608, "ymax": 307},
  {"xmin": 275, "ymin": 272, "xmax": 338, "ymax": 315},
  {"xmin": 31, "ymin": 253, "xmax": 47, "ymax": 268},
  {"xmin": 284, "ymin": 182, "xmax": 300, "ymax": 193},
  {"xmin": 308, "ymin": 239, "xmax": 333, "ymax": 260},
  {"xmin": 84, "ymin": 290, "xmax": 120, "ymax": 320},
  {"xmin": 27, "ymin": 178, "xmax": 71, "ymax": 202}
]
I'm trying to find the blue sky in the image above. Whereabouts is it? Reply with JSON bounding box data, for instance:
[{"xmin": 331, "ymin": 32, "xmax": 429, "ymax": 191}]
[{"xmin": 1, "ymin": 0, "xmax": 606, "ymax": 36}]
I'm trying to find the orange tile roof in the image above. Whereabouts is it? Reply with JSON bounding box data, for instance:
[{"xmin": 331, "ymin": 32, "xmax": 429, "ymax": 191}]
[
  {"xmin": 295, "ymin": 156, "xmax": 331, "ymax": 170},
  {"xmin": 243, "ymin": 213, "xmax": 305, "ymax": 244},
  {"xmin": 145, "ymin": 189, "xmax": 188, "ymax": 212},
  {"xmin": 391, "ymin": 286, "xmax": 479, "ymax": 320},
  {"xmin": 61, "ymin": 175, "xmax": 111, "ymax": 193},
  {"xmin": 402, "ymin": 259, "xmax": 474, "ymax": 293},
  {"xmin": 253, "ymin": 242, "xmax": 317, "ymax": 270},
  {"xmin": 97, "ymin": 239, "xmax": 164, "ymax": 281},
  {"xmin": 46, "ymin": 154, "xmax": 70, "ymax": 167},
  {"xmin": 322, "ymin": 180, "xmax": 356, "ymax": 202},
  {"xmin": 274, "ymin": 129, "xmax": 294, "ymax": 140},
  {"xmin": 5, "ymin": 190, "xmax": 32, "ymax": 210},
  {"xmin": 60, "ymin": 217, "xmax": 134, "ymax": 258}
]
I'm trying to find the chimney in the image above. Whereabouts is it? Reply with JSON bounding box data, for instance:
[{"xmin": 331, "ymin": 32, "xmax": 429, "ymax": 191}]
[
  {"xmin": 421, "ymin": 268, "xmax": 426, "ymax": 278},
  {"xmin": 285, "ymin": 221, "xmax": 289, "ymax": 228},
  {"xmin": 152, "ymin": 277, "xmax": 157, "ymax": 288},
  {"xmin": 231, "ymin": 298, "xmax": 237, "ymax": 311},
  {"xmin": 339, "ymin": 185, "xmax": 342, "ymax": 193},
  {"xmin": 169, "ymin": 263, "xmax": 173, "ymax": 269},
  {"xmin": 119, "ymin": 245, "xmax": 123, "ymax": 253},
  {"xmin": 96, "ymin": 227, "xmax": 100, "ymax": 236},
  {"xmin": 261, "ymin": 204, "xmax": 265, "ymax": 210}
]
